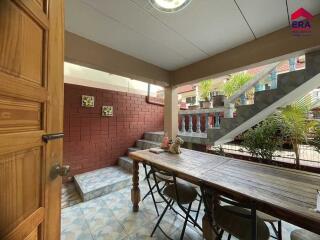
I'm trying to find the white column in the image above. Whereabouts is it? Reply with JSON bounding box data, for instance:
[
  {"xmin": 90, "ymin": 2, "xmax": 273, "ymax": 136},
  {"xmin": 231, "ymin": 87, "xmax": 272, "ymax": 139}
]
[{"xmin": 164, "ymin": 87, "xmax": 179, "ymax": 140}]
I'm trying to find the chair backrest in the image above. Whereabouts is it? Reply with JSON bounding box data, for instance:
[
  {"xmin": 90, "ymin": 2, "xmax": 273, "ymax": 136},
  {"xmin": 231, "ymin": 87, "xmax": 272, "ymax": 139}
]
[
  {"xmin": 149, "ymin": 164, "xmax": 181, "ymax": 203},
  {"xmin": 200, "ymin": 183, "xmax": 260, "ymax": 240}
]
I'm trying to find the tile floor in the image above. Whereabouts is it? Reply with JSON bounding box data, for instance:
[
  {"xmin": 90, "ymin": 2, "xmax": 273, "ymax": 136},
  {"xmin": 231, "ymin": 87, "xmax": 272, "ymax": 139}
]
[{"xmin": 61, "ymin": 179, "xmax": 300, "ymax": 240}]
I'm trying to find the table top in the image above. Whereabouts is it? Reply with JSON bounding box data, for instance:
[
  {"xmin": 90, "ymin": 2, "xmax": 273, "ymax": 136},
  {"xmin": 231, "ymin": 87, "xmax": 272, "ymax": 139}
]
[{"xmin": 129, "ymin": 148, "xmax": 320, "ymax": 234}]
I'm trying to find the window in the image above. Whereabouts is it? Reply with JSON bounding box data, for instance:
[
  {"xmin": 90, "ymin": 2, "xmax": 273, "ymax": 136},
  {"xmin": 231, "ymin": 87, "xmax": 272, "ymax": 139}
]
[{"xmin": 186, "ymin": 96, "xmax": 196, "ymax": 105}]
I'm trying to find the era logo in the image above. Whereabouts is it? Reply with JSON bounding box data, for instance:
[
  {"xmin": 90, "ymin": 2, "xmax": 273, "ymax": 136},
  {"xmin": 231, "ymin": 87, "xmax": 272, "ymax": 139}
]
[{"xmin": 291, "ymin": 8, "xmax": 313, "ymax": 33}]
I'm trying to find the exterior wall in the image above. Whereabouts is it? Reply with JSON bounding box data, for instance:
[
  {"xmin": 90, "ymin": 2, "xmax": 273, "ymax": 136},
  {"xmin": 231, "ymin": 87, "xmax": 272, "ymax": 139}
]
[{"xmin": 63, "ymin": 83, "xmax": 164, "ymax": 178}]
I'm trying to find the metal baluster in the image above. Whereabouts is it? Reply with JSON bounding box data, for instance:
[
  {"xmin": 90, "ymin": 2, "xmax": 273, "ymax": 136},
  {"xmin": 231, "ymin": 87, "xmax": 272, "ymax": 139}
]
[
  {"xmin": 196, "ymin": 114, "xmax": 201, "ymax": 133},
  {"xmin": 188, "ymin": 114, "xmax": 193, "ymax": 133}
]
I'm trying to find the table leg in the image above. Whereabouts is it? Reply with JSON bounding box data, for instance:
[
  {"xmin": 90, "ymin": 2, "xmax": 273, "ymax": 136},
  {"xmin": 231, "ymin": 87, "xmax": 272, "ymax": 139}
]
[
  {"xmin": 131, "ymin": 160, "xmax": 140, "ymax": 212},
  {"xmin": 202, "ymin": 188, "xmax": 218, "ymax": 240}
]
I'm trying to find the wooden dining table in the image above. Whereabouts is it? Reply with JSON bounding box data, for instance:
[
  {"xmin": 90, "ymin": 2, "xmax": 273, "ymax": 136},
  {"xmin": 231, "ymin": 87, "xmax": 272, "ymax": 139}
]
[{"xmin": 129, "ymin": 148, "xmax": 320, "ymax": 239}]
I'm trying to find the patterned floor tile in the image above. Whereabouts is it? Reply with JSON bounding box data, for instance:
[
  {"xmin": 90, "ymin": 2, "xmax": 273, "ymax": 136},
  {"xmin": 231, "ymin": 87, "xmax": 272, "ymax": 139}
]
[
  {"xmin": 61, "ymin": 205, "xmax": 93, "ymax": 240},
  {"xmin": 61, "ymin": 169, "xmax": 307, "ymax": 240}
]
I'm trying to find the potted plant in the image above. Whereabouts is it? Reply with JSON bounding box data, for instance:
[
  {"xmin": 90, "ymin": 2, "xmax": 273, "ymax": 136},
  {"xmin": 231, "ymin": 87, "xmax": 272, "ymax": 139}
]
[
  {"xmin": 212, "ymin": 91, "xmax": 225, "ymax": 107},
  {"xmin": 199, "ymin": 80, "xmax": 212, "ymax": 109},
  {"xmin": 220, "ymin": 73, "xmax": 252, "ymax": 106}
]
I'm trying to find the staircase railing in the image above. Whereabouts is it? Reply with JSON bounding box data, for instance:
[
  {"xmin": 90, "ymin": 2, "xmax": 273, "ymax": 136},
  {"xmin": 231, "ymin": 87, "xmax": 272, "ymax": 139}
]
[
  {"xmin": 178, "ymin": 57, "xmax": 303, "ymax": 142},
  {"xmin": 225, "ymin": 62, "xmax": 281, "ymax": 105}
]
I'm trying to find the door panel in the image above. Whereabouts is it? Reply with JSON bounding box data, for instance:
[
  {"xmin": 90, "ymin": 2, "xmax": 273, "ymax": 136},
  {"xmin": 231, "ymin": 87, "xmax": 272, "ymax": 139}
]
[
  {"xmin": 0, "ymin": 1, "xmax": 44, "ymax": 85},
  {"xmin": 0, "ymin": 147, "xmax": 42, "ymax": 234},
  {"xmin": 0, "ymin": 95, "xmax": 41, "ymax": 133},
  {"xmin": 0, "ymin": 0, "xmax": 64, "ymax": 239}
]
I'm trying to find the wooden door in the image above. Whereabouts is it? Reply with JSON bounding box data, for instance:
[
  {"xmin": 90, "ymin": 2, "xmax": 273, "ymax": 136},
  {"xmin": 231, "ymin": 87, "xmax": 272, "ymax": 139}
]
[{"xmin": 0, "ymin": 0, "xmax": 64, "ymax": 239}]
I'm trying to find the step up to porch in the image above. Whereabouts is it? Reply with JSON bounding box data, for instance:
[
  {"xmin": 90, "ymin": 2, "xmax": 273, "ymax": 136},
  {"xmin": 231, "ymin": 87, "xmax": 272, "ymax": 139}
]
[
  {"xmin": 136, "ymin": 139, "xmax": 161, "ymax": 149},
  {"xmin": 118, "ymin": 156, "xmax": 148, "ymax": 179},
  {"xmin": 143, "ymin": 132, "xmax": 164, "ymax": 142},
  {"xmin": 74, "ymin": 166, "xmax": 131, "ymax": 202},
  {"xmin": 128, "ymin": 147, "xmax": 141, "ymax": 153}
]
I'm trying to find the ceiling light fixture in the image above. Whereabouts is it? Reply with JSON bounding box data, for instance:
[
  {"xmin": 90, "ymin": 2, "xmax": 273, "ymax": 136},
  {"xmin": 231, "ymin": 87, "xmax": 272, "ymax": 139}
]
[{"xmin": 149, "ymin": 0, "xmax": 192, "ymax": 13}]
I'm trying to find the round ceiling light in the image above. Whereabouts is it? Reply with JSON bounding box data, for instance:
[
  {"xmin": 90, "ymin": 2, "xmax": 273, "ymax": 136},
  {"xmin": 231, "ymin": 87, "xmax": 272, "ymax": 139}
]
[{"xmin": 149, "ymin": 0, "xmax": 192, "ymax": 13}]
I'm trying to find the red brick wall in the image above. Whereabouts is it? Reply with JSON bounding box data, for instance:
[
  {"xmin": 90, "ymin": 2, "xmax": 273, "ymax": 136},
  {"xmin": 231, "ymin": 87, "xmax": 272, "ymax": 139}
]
[{"xmin": 64, "ymin": 83, "xmax": 164, "ymax": 178}]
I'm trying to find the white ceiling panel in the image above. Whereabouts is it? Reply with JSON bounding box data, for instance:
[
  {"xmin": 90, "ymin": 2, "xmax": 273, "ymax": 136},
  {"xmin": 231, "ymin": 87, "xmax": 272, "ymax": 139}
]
[
  {"xmin": 132, "ymin": 0, "xmax": 255, "ymax": 56},
  {"xmin": 235, "ymin": 0, "xmax": 289, "ymax": 38},
  {"xmin": 65, "ymin": 0, "xmax": 319, "ymax": 71},
  {"xmin": 65, "ymin": 0, "xmax": 190, "ymax": 70},
  {"xmin": 287, "ymin": 0, "xmax": 320, "ymax": 21},
  {"xmin": 80, "ymin": 0, "xmax": 208, "ymax": 64}
]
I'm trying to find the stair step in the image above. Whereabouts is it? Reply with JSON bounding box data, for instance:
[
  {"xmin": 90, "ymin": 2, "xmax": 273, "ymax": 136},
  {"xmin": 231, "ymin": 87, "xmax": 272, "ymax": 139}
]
[
  {"xmin": 128, "ymin": 147, "xmax": 141, "ymax": 153},
  {"xmin": 74, "ymin": 166, "xmax": 131, "ymax": 202},
  {"xmin": 143, "ymin": 132, "xmax": 164, "ymax": 142},
  {"xmin": 118, "ymin": 156, "xmax": 148, "ymax": 179},
  {"xmin": 118, "ymin": 156, "xmax": 133, "ymax": 173},
  {"xmin": 277, "ymin": 70, "xmax": 307, "ymax": 91},
  {"xmin": 136, "ymin": 139, "xmax": 161, "ymax": 149}
]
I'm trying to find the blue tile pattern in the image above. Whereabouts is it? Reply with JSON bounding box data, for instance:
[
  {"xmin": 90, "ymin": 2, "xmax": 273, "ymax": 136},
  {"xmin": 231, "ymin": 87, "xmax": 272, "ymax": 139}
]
[
  {"xmin": 74, "ymin": 166, "xmax": 132, "ymax": 201},
  {"xmin": 63, "ymin": 171, "xmax": 302, "ymax": 240}
]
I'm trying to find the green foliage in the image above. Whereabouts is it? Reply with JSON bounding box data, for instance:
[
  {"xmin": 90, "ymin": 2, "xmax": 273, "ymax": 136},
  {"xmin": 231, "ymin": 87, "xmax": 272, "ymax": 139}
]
[
  {"xmin": 312, "ymin": 124, "xmax": 320, "ymax": 152},
  {"xmin": 311, "ymin": 124, "xmax": 320, "ymax": 153},
  {"xmin": 221, "ymin": 72, "xmax": 252, "ymax": 98},
  {"xmin": 277, "ymin": 103, "xmax": 316, "ymax": 166},
  {"xmin": 243, "ymin": 116, "xmax": 283, "ymax": 160},
  {"xmin": 199, "ymin": 79, "xmax": 213, "ymax": 101}
]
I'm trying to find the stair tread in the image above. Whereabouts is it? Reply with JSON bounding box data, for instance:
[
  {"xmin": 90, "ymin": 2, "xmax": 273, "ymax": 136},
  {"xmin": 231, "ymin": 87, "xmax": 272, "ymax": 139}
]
[
  {"xmin": 119, "ymin": 156, "xmax": 132, "ymax": 161},
  {"xmin": 128, "ymin": 147, "xmax": 141, "ymax": 152},
  {"xmin": 74, "ymin": 166, "xmax": 131, "ymax": 201},
  {"xmin": 137, "ymin": 139, "xmax": 161, "ymax": 145}
]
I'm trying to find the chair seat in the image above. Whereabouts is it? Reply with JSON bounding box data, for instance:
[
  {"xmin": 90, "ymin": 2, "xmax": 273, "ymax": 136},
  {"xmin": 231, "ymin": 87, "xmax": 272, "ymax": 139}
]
[
  {"xmin": 257, "ymin": 211, "xmax": 279, "ymax": 222},
  {"xmin": 214, "ymin": 205, "xmax": 270, "ymax": 240},
  {"xmin": 291, "ymin": 229, "xmax": 320, "ymax": 240},
  {"xmin": 163, "ymin": 180, "xmax": 198, "ymax": 204}
]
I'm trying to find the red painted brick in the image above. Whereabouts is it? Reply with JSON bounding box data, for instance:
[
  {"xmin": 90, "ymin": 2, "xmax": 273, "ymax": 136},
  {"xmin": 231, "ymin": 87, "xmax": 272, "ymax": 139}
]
[{"xmin": 63, "ymin": 83, "xmax": 164, "ymax": 180}]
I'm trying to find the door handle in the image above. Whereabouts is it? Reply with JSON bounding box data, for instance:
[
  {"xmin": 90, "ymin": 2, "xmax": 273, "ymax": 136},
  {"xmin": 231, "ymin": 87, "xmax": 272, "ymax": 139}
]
[
  {"xmin": 50, "ymin": 164, "xmax": 70, "ymax": 179},
  {"xmin": 42, "ymin": 133, "xmax": 64, "ymax": 143}
]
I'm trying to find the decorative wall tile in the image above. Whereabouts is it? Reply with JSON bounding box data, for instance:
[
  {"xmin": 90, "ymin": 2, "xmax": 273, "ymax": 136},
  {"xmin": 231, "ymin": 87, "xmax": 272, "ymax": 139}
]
[{"xmin": 81, "ymin": 95, "xmax": 95, "ymax": 108}]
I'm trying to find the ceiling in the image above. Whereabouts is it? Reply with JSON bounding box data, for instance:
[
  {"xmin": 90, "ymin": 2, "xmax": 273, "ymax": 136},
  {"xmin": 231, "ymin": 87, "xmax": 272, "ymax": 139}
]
[{"xmin": 65, "ymin": 0, "xmax": 320, "ymax": 71}]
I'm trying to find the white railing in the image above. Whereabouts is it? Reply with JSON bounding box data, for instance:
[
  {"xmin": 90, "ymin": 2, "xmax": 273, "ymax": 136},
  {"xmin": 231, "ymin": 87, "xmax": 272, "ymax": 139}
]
[
  {"xmin": 179, "ymin": 107, "xmax": 224, "ymax": 135},
  {"xmin": 225, "ymin": 62, "xmax": 281, "ymax": 104}
]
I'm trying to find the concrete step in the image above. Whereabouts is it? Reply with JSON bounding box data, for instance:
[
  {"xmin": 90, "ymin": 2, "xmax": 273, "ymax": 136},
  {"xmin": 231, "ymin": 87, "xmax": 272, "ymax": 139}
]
[
  {"xmin": 143, "ymin": 132, "xmax": 164, "ymax": 143},
  {"xmin": 74, "ymin": 166, "xmax": 131, "ymax": 202},
  {"xmin": 118, "ymin": 156, "xmax": 133, "ymax": 173},
  {"xmin": 118, "ymin": 156, "xmax": 148, "ymax": 179},
  {"xmin": 128, "ymin": 147, "xmax": 141, "ymax": 153},
  {"xmin": 136, "ymin": 139, "xmax": 161, "ymax": 150}
]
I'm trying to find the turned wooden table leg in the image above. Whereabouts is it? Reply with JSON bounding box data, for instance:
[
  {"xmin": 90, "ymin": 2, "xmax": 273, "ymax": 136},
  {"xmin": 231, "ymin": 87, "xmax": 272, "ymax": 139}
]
[
  {"xmin": 202, "ymin": 188, "xmax": 217, "ymax": 240},
  {"xmin": 131, "ymin": 160, "xmax": 140, "ymax": 212}
]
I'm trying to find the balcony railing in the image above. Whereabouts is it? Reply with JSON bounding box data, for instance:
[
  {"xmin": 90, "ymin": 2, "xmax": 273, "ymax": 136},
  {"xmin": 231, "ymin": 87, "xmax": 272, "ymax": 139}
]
[{"xmin": 179, "ymin": 107, "xmax": 224, "ymax": 137}]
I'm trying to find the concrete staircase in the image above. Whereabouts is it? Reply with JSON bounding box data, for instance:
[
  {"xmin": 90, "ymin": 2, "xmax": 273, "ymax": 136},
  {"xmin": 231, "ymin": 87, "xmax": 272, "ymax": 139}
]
[
  {"xmin": 208, "ymin": 51, "xmax": 320, "ymax": 145},
  {"xmin": 118, "ymin": 132, "xmax": 163, "ymax": 176}
]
